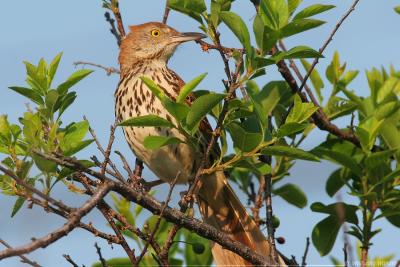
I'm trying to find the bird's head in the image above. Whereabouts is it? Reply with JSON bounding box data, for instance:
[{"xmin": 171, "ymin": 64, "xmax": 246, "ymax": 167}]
[{"xmin": 119, "ymin": 22, "xmax": 206, "ymax": 71}]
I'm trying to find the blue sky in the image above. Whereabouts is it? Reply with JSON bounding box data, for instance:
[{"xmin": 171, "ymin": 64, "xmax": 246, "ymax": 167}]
[{"xmin": 1, "ymin": 0, "xmax": 400, "ymax": 266}]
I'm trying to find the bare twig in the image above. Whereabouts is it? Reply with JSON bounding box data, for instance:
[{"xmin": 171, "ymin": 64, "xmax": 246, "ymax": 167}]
[
  {"xmin": 0, "ymin": 239, "xmax": 41, "ymax": 267},
  {"xmin": 84, "ymin": 117, "xmax": 125, "ymax": 183},
  {"xmin": 0, "ymin": 165, "xmax": 71, "ymax": 212},
  {"xmin": 62, "ymin": 254, "xmax": 80, "ymax": 267},
  {"xmin": 74, "ymin": 61, "xmax": 120, "ymax": 75},
  {"xmin": 100, "ymin": 122, "xmax": 118, "ymax": 176},
  {"xmin": 301, "ymin": 237, "xmax": 310, "ymax": 267},
  {"xmin": 136, "ymin": 174, "xmax": 179, "ymax": 265},
  {"xmin": 252, "ymin": 174, "xmax": 265, "ymax": 226},
  {"xmin": 0, "ymin": 182, "xmax": 112, "ymax": 260},
  {"xmin": 162, "ymin": 0, "xmax": 170, "ymax": 24},
  {"xmin": 115, "ymin": 150, "xmax": 133, "ymax": 178},
  {"xmin": 94, "ymin": 243, "xmax": 108, "ymax": 267},
  {"xmin": 134, "ymin": 158, "xmax": 144, "ymax": 178},
  {"xmin": 278, "ymin": 40, "xmax": 320, "ymax": 107},
  {"xmin": 104, "ymin": 1, "xmax": 126, "ymax": 46},
  {"xmin": 77, "ymin": 174, "xmax": 136, "ymax": 265},
  {"xmin": 265, "ymin": 172, "xmax": 278, "ymax": 263},
  {"xmin": 343, "ymin": 243, "xmax": 348, "ymax": 267},
  {"xmin": 104, "ymin": 12, "xmax": 121, "ymax": 46},
  {"xmin": 297, "ymin": 0, "xmax": 361, "ymax": 94},
  {"xmin": 27, "ymin": 195, "xmax": 120, "ymax": 244}
]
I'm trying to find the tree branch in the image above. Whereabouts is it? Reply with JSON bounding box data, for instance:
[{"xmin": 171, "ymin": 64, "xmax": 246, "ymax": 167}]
[
  {"xmin": 162, "ymin": 0, "xmax": 170, "ymax": 24},
  {"xmin": 0, "ymin": 239, "xmax": 41, "ymax": 267},
  {"xmin": 74, "ymin": 61, "xmax": 120, "ymax": 75},
  {"xmin": 0, "ymin": 182, "xmax": 112, "ymax": 260},
  {"xmin": 32, "ymin": 151, "xmax": 274, "ymax": 266},
  {"xmin": 297, "ymin": 0, "xmax": 361, "ymax": 94}
]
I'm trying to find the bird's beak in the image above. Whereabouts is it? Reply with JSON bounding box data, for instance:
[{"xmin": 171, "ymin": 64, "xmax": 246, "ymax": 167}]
[{"xmin": 169, "ymin": 32, "xmax": 207, "ymax": 44}]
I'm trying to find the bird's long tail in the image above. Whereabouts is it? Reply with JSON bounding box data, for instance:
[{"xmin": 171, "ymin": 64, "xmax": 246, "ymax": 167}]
[{"xmin": 197, "ymin": 171, "xmax": 285, "ymax": 266}]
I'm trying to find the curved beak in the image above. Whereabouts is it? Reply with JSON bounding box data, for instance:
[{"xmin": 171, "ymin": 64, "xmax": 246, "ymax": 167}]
[{"xmin": 169, "ymin": 32, "xmax": 207, "ymax": 44}]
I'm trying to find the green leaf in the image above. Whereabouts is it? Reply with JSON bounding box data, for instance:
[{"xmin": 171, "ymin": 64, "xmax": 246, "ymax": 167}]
[
  {"xmin": 300, "ymin": 59, "xmax": 324, "ymax": 102},
  {"xmin": 395, "ymin": 6, "xmax": 400, "ymax": 15},
  {"xmin": 220, "ymin": 11, "xmax": 252, "ymax": 54},
  {"xmin": 355, "ymin": 116, "xmax": 384, "ymax": 152},
  {"xmin": 32, "ymin": 154, "xmax": 57, "ymax": 173},
  {"xmin": 143, "ymin": 136, "xmax": 183, "ymax": 150},
  {"xmin": 57, "ymin": 69, "xmax": 93, "ymax": 95},
  {"xmin": 48, "ymin": 52, "xmax": 62, "ymax": 87},
  {"xmin": 293, "ymin": 4, "xmax": 335, "ymax": 20},
  {"xmin": 184, "ymin": 0, "xmax": 207, "ymax": 13},
  {"xmin": 286, "ymin": 94, "xmax": 319, "ymax": 123},
  {"xmin": 141, "ymin": 76, "xmax": 190, "ymax": 121},
  {"xmin": 281, "ymin": 45, "xmax": 323, "ymax": 59},
  {"xmin": 260, "ymin": 0, "xmax": 289, "ymax": 30},
  {"xmin": 273, "ymin": 183, "xmax": 307, "ymax": 208},
  {"xmin": 288, "ymin": 0, "xmax": 302, "ymax": 15},
  {"xmin": 184, "ymin": 231, "xmax": 213, "ymax": 266},
  {"xmin": 281, "ymin": 19, "xmax": 325, "ymax": 38},
  {"xmin": 64, "ymin": 139, "xmax": 94, "ymax": 156},
  {"xmin": 168, "ymin": 0, "xmax": 204, "ymax": 23},
  {"xmin": 91, "ymin": 257, "xmax": 132, "ymax": 267},
  {"xmin": 326, "ymin": 168, "xmax": 352, "ymax": 197},
  {"xmin": 310, "ymin": 202, "xmax": 359, "ymax": 224},
  {"xmin": 256, "ymin": 81, "xmax": 291, "ymax": 116},
  {"xmin": 8, "ymin": 87, "xmax": 44, "ymax": 105},
  {"xmin": 227, "ymin": 118, "xmax": 263, "ymax": 153},
  {"xmin": 186, "ymin": 93, "xmax": 225, "ymax": 131},
  {"xmin": 176, "ymin": 73, "xmax": 207, "ymax": 103},
  {"xmin": 11, "ymin": 197, "xmax": 25, "ymax": 217},
  {"xmin": 276, "ymin": 122, "xmax": 307, "ymax": 137},
  {"xmin": 312, "ymin": 148, "xmax": 362, "ymax": 177},
  {"xmin": 0, "ymin": 115, "xmax": 12, "ymax": 145},
  {"xmin": 312, "ymin": 215, "xmax": 341, "ymax": 256},
  {"xmin": 253, "ymin": 15, "xmax": 280, "ymax": 54},
  {"xmin": 261, "ymin": 146, "xmax": 320, "ymax": 162},
  {"xmin": 118, "ymin": 115, "xmax": 175, "ymax": 128}
]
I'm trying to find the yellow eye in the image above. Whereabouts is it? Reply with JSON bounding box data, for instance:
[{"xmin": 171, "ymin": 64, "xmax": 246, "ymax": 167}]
[{"xmin": 151, "ymin": 29, "xmax": 161, "ymax": 37}]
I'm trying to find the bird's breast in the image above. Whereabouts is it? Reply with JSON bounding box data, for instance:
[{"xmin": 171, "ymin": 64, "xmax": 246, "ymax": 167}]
[{"xmin": 115, "ymin": 66, "xmax": 199, "ymax": 183}]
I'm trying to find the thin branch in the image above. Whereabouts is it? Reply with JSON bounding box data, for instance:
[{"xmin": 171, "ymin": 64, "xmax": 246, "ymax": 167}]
[
  {"xmin": 0, "ymin": 239, "xmax": 41, "ymax": 267},
  {"xmin": 274, "ymin": 47, "xmax": 360, "ymax": 147},
  {"xmin": 100, "ymin": 122, "xmax": 118, "ymax": 176},
  {"xmin": 278, "ymin": 40, "xmax": 320, "ymax": 107},
  {"xmin": 104, "ymin": 12, "xmax": 121, "ymax": 46},
  {"xmin": 94, "ymin": 243, "xmax": 108, "ymax": 267},
  {"xmin": 162, "ymin": 0, "xmax": 170, "ymax": 24},
  {"xmin": 74, "ymin": 61, "xmax": 120, "ymax": 76},
  {"xmin": 343, "ymin": 243, "xmax": 348, "ymax": 267},
  {"xmin": 27, "ymin": 195, "xmax": 120, "ymax": 244},
  {"xmin": 115, "ymin": 150, "xmax": 133, "ymax": 178},
  {"xmin": 34, "ymin": 152, "xmax": 273, "ymax": 266},
  {"xmin": 265, "ymin": 172, "xmax": 278, "ymax": 264},
  {"xmin": 104, "ymin": 1, "xmax": 126, "ymax": 46},
  {"xmin": 77, "ymin": 174, "xmax": 136, "ymax": 265},
  {"xmin": 0, "ymin": 165, "xmax": 71, "ymax": 212},
  {"xmin": 252, "ymin": 174, "xmax": 265, "ymax": 226},
  {"xmin": 62, "ymin": 254, "xmax": 80, "ymax": 267},
  {"xmin": 0, "ymin": 182, "xmax": 112, "ymax": 260},
  {"xmin": 301, "ymin": 237, "xmax": 310, "ymax": 267},
  {"xmin": 84, "ymin": 117, "xmax": 125, "ymax": 183},
  {"xmin": 137, "ymin": 174, "xmax": 179, "ymax": 265},
  {"xmin": 297, "ymin": 0, "xmax": 361, "ymax": 94},
  {"xmin": 110, "ymin": 1, "xmax": 126, "ymax": 38}
]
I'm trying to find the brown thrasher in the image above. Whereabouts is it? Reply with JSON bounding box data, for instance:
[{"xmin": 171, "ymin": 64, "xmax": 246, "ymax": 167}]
[{"xmin": 116, "ymin": 22, "xmax": 277, "ymax": 266}]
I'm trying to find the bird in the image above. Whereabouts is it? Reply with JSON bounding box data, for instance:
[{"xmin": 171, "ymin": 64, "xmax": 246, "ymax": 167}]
[{"xmin": 115, "ymin": 22, "xmax": 278, "ymax": 266}]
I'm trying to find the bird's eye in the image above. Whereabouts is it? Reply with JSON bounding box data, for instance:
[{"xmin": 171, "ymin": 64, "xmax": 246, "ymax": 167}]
[{"xmin": 151, "ymin": 29, "xmax": 161, "ymax": 37}]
